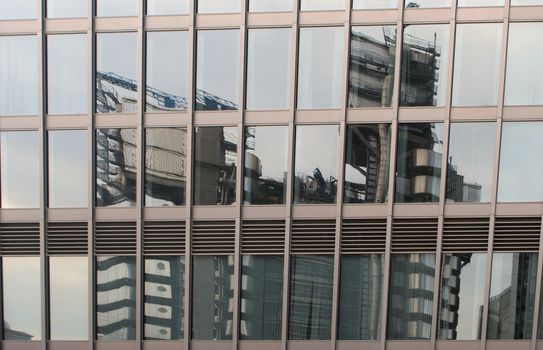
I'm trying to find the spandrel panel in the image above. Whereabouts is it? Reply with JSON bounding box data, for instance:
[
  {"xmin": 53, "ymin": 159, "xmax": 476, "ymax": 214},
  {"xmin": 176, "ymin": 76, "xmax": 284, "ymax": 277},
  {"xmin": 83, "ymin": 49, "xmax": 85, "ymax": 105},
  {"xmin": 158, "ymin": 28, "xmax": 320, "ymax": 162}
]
[
  {"xmin": 47, "ymin": 0, "xmax": 87, "ymax": 18},
  {"xmin": 96, "ymin": 129, "xmax": 137, "ymax": 207},
  {"xmin": 146, "ymin": 31, "xmax": 188, "ymax": 112},
  {"xmin": 96, "ymin": 33, "xmax": 138, "ymax": 114},
  {"xmin": 147, "ymin": 0, "xmax": 189, "ymax": 15},
  {"xmin": 2, "ymin": 257, "xmax": 42, "ymax": 341},
  {"xmin": 96, "ymin": 256, "xmax": 137, "ymax": 340},
  {"xmin": 344, "ymin": 124, "xmax": 391, "ymax": 204},
  {"xmin": 349, "ymin": 26, "xmax": 396, "ymax": 108},
  {"xmin": 401, "ymin": 24, "xmax": 450, "ymax": 107},
  {"xmin": 244, "ymin": 126, "xmax": 288, "ymax": 205}
]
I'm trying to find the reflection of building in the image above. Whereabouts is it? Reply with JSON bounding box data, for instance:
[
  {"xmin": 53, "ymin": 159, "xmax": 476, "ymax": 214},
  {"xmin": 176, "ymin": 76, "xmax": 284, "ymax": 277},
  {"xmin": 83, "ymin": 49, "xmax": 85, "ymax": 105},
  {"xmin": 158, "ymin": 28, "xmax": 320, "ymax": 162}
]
[
  {"xmin": 294, "ymin": 170, "xmax": 337, "ymax": 204},
  {"xmin": 3, "ymin": 322, "xmax": 33, "ymax": 340},
  {"xmin": 446, "ymin": 160, "xmax": 482, "ymax": 202}
]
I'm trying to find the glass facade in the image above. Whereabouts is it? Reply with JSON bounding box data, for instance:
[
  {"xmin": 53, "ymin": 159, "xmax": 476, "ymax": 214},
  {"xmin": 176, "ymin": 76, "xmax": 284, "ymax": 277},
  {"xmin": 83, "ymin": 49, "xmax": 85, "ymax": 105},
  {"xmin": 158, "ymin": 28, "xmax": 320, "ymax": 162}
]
[
  {"xmin": 458, "ymin": 0, "xmax": 504, "ymax": 6},
  {"xmin": 97, "ymin": 0, "xmax": 137, "ymax": 17},
  {"xmin": 0, "ymin": 0, "xmax": 36, "ymax": 19},
  {"xmin": 353, "ymin": 0, "xmax": 398, "ymax": 9},
  {"xmin": 47, "ymin": 0, "xmax": 87, "ymax": 18},
  {"xmin": 147, "ymin": 0, "xmax": 189, "ymax": 15},
  {"xmin": 300, "ymin": 0, "xmax": 344, "ymax": 11},
  {"xmin": 197, "ymin": 0, "xmax": 240, "ymax": 13},
  {"xmin": 405, "ymin": 0, "xmax": 450, "ymax": 7},
  {"xmin": 249, "ymin": 0, "xmax": 292, "ymax": 12}
]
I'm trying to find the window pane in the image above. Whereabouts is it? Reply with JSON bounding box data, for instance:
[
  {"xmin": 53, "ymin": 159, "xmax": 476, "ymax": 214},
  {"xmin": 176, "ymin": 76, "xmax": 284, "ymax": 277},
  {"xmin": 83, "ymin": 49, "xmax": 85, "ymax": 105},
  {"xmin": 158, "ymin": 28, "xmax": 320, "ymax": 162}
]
[
  {"xmin": 244, "ymin": 126, "xmax": 288, "ymax": 205},
  {"xmin": 96, "ymin": 256, "xmax": 137, "ymax": 340},
  {"xmin": 349, "ymin": 26, "xmax": 396, "ymax": 108},
  {"xmin": 300, "ymin": 0, "xmax": 344, "ymax": 11},
  {"xmin": 387, "ymin": 254, "xmax": 435, "ymax": 340},
  {"xmin": 193, "ymin": 127, "xmax": 238, "ymax": 205},
  {"xmin": 49, "ymin": 130, "xmax": 89, "ymax": 208},
  {"xmin": 145, "ymin": 128, "xmax": 187, "ymax": 207},
  {"xmin": 197, "ymin": 0, "xmax": 239, "ymax": 13},
  {"xmin": 294, "ymin": 125, "xmax": 339, "ymax": 204},
  {"xmin": 405, "ymin": 0, "xmax": 450, "ymax": 7},
  {"xmin": 289, "ymin": 255, "xmax": 334, "ymax": 340},
  {"xmin": 0, "ymin": 36, "xmax": 38, "ymax": 116},
  {"xmin": 97, "ymin": 0, "xmax": 137, "ymax": 16},
  {"xmin": 144, "ymin": 256, "xmax": 185, "ymax": 340},
  {"xmin": 96, "ymin": 33, "xmax": 138, "ymax": 113},
  {"xmin": 246, "ymin": 28, "xmax": 291, "ymax": 110},
  {"xmin": 446, "ymin": 123, "xmax": 496, "ymax": 203},
  {"xmin": 395, "ymin": 123, "xmax": 443, "ymax": 203},
  {"xmin": 505, "ymin": 23, "xmax": 543, "ymax": 106},
  {"xmin": 0, "ymin": 0, "xmax": 36, "ymax": 19},
  {"xmin": 344, "ymin": 124, "xmax": 391, "ymax": 203},
  {"xmin": 401, "ymin": 24, "xmax": 449, "ymax": 107},
  {"xmin": 50, "ymin": 257, "xmax": 88, "ymax": 340},
  {"xmin": 498, "ymin": 122, "xmax": 543, "ymax": 202},
  {"xmin": 298, "ymin": 27, "xmax": 344, "ymax": 109},
  {"xmin": 488, "ymin": 253, "xmax": 538, "ymax": 339},
  {"xmin": 48, "ymin": 34, "xmax": 88, "ymax": 115},
  {"xmin": 338, "ymin": 255, "xmax": 383, "ymax": 340},
  {"xmin": 458, "ymin": 0, "xmax": 504, "ymax": 6},
  {"xmin": 2, "ymin": 257, "xmax": 41, "ymax": 340},
  {"xmin": 512, "ymin": 0, "xmax": 543, "ymax": 4},
  {"xmin": 1, "ymin": 131, "xmax": 39, "ymax": 208},
  {"xmin": 192, "ymin": 255, "xmax": 234, "ymax": 340},
  {"xmin": 353, "ymin": 0, "xmax": 397, "ymax": 9},
  {"xmin": 147, "ymin": 0, "xmax": 189, "ymax": 15},
  {"xmin": 438, "ymin": 253, "xmax": 486, "ymax": 340},
  {"xmin": 47, "ymin": 0, "xmax": 87, "ymax": 18},
  {"xmin": 240, "ymin": 255, "xmax": 283, "ymax": 340},
  {"xmin": 249, "ymin": 0, "xmax": 292, "ymax": 12},
  {"xmin": 96, "ymin": 129, "xmax": 137, "ymax": 207},
  {"xmin": 196, "ymin": 30, "xmax": 240, "ymax": 111},
  {"xmin": 452, "ymin": 23, "xmax": 502, "ymax": 107}
]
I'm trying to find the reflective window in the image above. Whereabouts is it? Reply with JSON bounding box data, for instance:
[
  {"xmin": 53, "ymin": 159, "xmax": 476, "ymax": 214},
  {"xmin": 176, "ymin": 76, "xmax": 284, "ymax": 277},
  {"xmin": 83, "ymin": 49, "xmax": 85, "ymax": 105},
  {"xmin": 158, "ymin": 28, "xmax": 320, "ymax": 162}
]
[
  {"xmin": 47, "ymin": 0, "xmax": 87, "ymax": 18},
  {"xmin": 96, "ymin": 256, "xmax": 137, "ymax": 340},
  {"xmin": 145, "ymin": 128, "xmax": 187, "ymax": 207},
  {"xmin": 192, "ymin": 255, "xmax": 234, "ymax": 340},
  {"xmin": 338, "ymin": 255, "xmax": 383, "ymax": 340},
  {"xmin": 196, "ymin": 30, "xmax": 240, "ymax": 111},
  {"xmin": 2, "ymin": 257, "xmax": 41, "ymax": 341},
  {"xmin": 0, "ymin": 36, "xmax": 38, "ymax": 116},
  {"xmin": 246, "ymin": 28, "xmax": 291, "ymax": 110},
  {"xmin": 50, "ymin": 257, "xmax": 88, "ymax": 340},
  {"xmin": 498, "ymin": 122, "xmax": 543, "ymax": 202},
  {"xmin": 198, "ymin": 0, "xmax": 240, "ymax": 13},
  {"xmin": 512, "ymin": 0, "xmax": 543, "ymax": 4},
  {"xmin": 97, "ymin": 0, "xmax": 137, "ymax": 16},
  {"xmin": 344, "ymin": 124, "xmax": 391, "ymax": 204},
  {"xmin": 395, "ymin": 123, "xmax": 443, "ymax": 203},
  {"xmin": 446, "ymin": 123, "xmax": 496, "ymax": 203},
  {"xmin": 298, "ymin": 27, "xmax": 344, "ymax": 109},
  {"xmin": 289, "ymin": 255, "xmax": 334, "ymax": 340},
  {"xmin": 438, "ymin": 253, "xmax": 486, "ymax": 340},
  {"xmin": 193, "ymin": 127, "xmax": 238, "ymax": 205},
  {"xmin": 387, "ymin": 254, "xmax": 435, "ymax": 340},
  {"xmin": 249, "ymin": 0, "xmax": 292, "ymax": 12},
  {"xmin": 49, "ymin": 130, "xmax": 89, "ymax": 208},
  {"xmin": 0, "ymin": 0, "xmax": 36, "ymax": 19},
  {"xmin": 458, "ymin": 0, "xmax": 504, "ymax": 6},
  {"xmin": 244, "ymin": 126, "xmax": 288, "ymax": 205},
  {"xmin": 505, "ymin": 23, "xmax": 543, "ymax": 106},
  {"xmin": 146, "ymin": 31, "xmax": 188, "ymax": 112},
  {"xmin": 349, "ymin": 26, "xmax": 396, "ymax": 108},
  {"xmin": 147, "ymin": 0, "xmax": 189, "ymax": 15},
  {"xmin": 144, "ymin": 256, "xmax": 185, "ymax": 340},
  {"xmin": 96, "ymin": 33, "xmax": 138, "ymax": 113},
  {"xmin": 47, "ymin": 34, "xmax": 88, "ymax": 115},
  {"xmin": 96, "ymin": 129, "xmax": 137, "ymax": 207},
  {"xmin": 300, "ymin": 0, "xmax": 344, "ymax": 11},
  {"xmin": 1, "ymin": 131, "xmax": 39, "ymax": 209},
  {"xmin": 353, "ymin": 0, "xmax": 398, "ymax": 9},
  {"xmin": 401, "ymin": 24, "xmax": 449, "ymax": 107},
  {"xmin": 293, "ymin": 125, "xmax": 339, "ymax": 204},
  {"xmin": 488, "ymin": 253, "xmax": 538, "ymax": 339},
  {"xmin": 240, "ymin": 255, "xmax": 283, "ymax": 340},
  {"xmin": 452, "ymin": 23, "xmax": 503, "ymax": 107},
  {"xmin": 405, "ymin": 0, "xmax": 450, "ymax": 7}
]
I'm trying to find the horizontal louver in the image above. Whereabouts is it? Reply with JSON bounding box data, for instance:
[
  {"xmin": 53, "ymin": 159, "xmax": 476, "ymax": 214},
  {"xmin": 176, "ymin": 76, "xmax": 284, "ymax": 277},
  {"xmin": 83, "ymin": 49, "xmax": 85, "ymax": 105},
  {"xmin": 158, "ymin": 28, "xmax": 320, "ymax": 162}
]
[
  {"xmin": 392, "ymin": 218, "xmax": 438, "ymax": 252},
  {"xmin": 341, "ymin": 219, "xmax": 387, "ymax": 254},
  {"xmin": 143, "ymin": 221, "xmax": 185, "ymax": 255},
  {"xmin": 242, "ymin": 220, "xmax": 285, "ymax": 255},
  {"xmin": 47, "ymin": 222, "xmax": 88, "ymax": 255},
  {"xmin": 494, "ymin": 217, "xmax": 541, "ymax": 252},
  {"xmin": 95, "ymin": 221, "xmax": 137, "ymax": 255},
  {"xmin": 442, "ymin": 218, "xmax": 489, "ymax": 252},
  {"xmin": 192, "ymin": 220, "xmax": 235, "ymax": 255},
  {"xmin": 291, "ymin": 219, "xmax": 336, "ymax": 254},
  {"xmin": 0, "ymin": 223, "xmax": 40, "ymax": 255}
]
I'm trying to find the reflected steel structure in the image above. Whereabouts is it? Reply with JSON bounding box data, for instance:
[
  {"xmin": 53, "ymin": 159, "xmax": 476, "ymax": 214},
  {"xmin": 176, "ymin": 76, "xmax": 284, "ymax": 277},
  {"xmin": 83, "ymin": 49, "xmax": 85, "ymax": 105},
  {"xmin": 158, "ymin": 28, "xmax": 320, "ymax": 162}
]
[{"xmin": 3, "ymin": 1, "xmax": 543, "ymax": 350}]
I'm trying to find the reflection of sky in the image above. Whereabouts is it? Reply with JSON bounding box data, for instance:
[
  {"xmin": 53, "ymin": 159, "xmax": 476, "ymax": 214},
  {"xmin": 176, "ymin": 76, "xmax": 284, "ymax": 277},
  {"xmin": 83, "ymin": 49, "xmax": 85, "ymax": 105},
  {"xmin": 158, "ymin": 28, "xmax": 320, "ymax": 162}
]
[
  {"xmin": 490, "ymin": 253, "xmax": 513, "ymax": 297},
  {"xmin": 247, "ymin": 126, "xmax": 288, "ymax": 180},
  {"xmin": 0, "ymin": 0, "xmax": 36, "ymax": 19},
  {"xmin": 198, "ymin": 0, "xmax": 240, "ymax": 13},
  {"xmin": 511, "ymin": 0, "xmax": 543, "ymax": 3},
  {"xmin": 458, "ymin": 0, "xmax": 504, "ymax": 6},
  {"xmin": 405, "ymin": 0, "xmax": 450, "ymax": 7},
  {"xmin": 147, "ymin": 31, "xmax": 188, "ymax": 97},
  {"xmin": 3, "ymin": 257, "xmax": 42, "ymax": 340},
  {"xmin": 353, "ymin": 0, "xmax": 397, "ymax": 9},
  {"xmin": 249, "ymin": 0, "xmax": 292, "ymax": 12},
  {"xmin": 47, "ymin": 0, "xmax": 87, "ymax": 18},
  {"xmin": 97, "ymin": 33, "xmax": 138, "ymax": 80},
  {"xmin": 295, "ymin": 125, "xmax": 340, "ymax": 178},
  {"xmin": 97, "ymin": 0, "xmax": 137, "ymax": 16},
  {"xmin": 147, "ymin": 0, "xmax": 189, "ymax": 15},
  {"xmin": 300, "ymin": 0, "xmax": 344, "ymax": 11}
]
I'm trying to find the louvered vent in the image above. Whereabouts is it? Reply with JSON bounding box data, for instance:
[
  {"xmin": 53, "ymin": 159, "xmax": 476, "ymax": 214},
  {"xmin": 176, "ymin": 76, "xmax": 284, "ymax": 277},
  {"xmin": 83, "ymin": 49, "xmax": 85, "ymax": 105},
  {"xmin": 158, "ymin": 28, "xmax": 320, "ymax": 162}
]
[
  {"xmin": 0, "ymin": 223, "xmax": 40, "ymax": 255},
  {"xmin": 95, "ymin": 221, "xmax": 137, "ymax": 255},
  {"xmin": 242, "ymin": 220, "xmax": 285, "ymax": 254},
  {"xmin": 291, "ymin": 219, "xmax": 336, "ymax": 254},
  {"xmin": 341, "ymin": 219, "xmax": 387, "ymax": 254},
  {"xmin": 442, "ymin": 218, "xmax": 489, "ymax": 252},
  {"xmin": 192, "ymin": 221, "xmax": 235, "ymax": 255},
  {"xmin": 392, "ymin": 218, "xmax": 438, "ymax": 252},
  {"xmin": 47, "ymin": 222, "xmax": 88, "ymax": 255},
  {"xmin": 143, "ymin": 221, "xmax": 185, "ymax": 255},
  {"xmin": 494, "ymin": 217, "xmax": 541, "ymax": 251}
]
